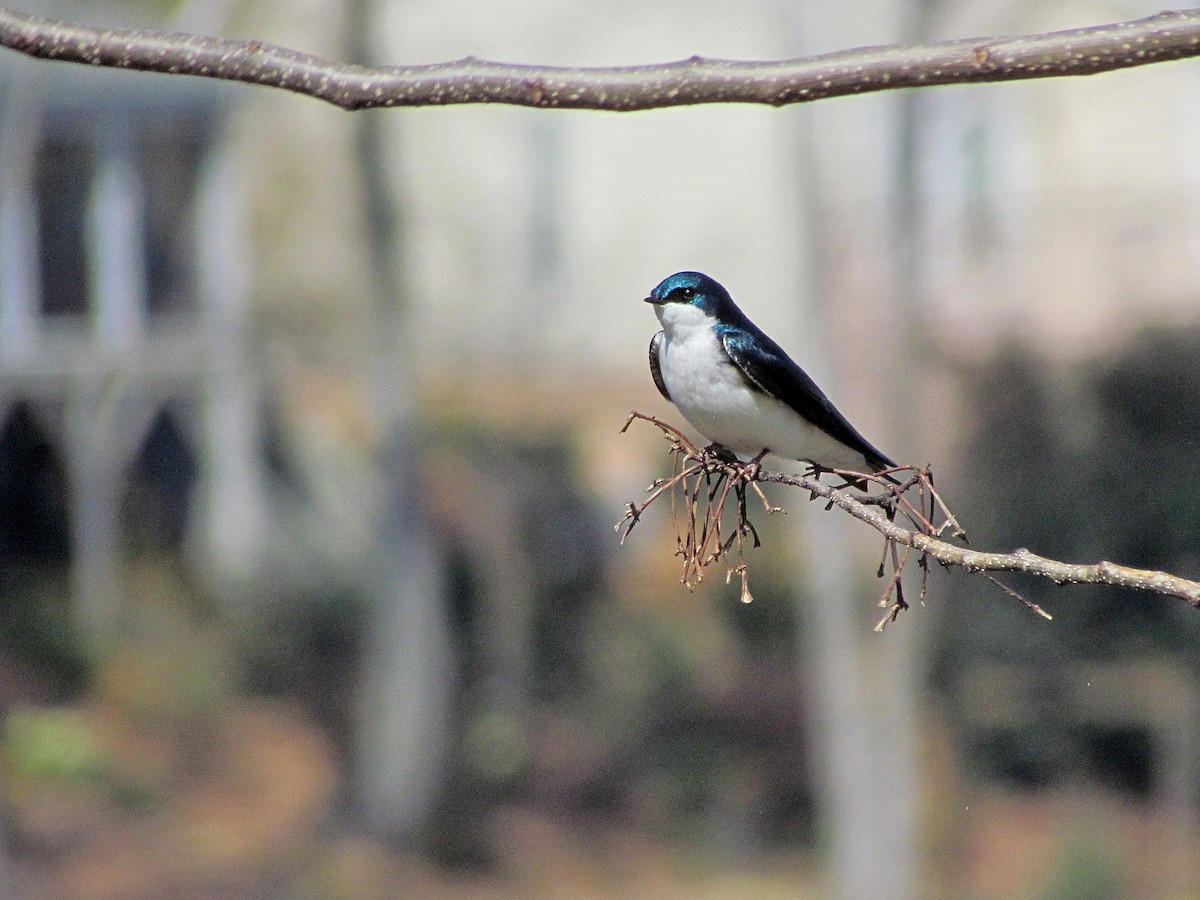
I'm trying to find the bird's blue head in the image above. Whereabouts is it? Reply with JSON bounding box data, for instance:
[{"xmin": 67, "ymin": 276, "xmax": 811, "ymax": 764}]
[{"xmin": 645, "ymin": 271, "xmax": 735, "ymax": 318}]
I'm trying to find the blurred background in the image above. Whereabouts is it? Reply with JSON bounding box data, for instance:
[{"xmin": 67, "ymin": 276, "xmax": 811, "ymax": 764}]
[{"xmin": 3, "ymin": 0, "xmax": 1200, "ymax": 897}]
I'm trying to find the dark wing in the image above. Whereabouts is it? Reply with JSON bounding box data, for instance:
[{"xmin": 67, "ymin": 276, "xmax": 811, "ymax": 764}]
[
  {"xmin": 719, "ymin": 327, "xmax": 895, "ymax": 471},
  {"xmin": 648, "ymin": 331, "xmax": 671, "ymax": 402}
]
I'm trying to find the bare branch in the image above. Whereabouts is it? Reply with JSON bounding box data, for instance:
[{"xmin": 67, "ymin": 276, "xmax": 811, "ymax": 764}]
[
  {"xmin": 2, "ymin": 6, "xmax": 1200, "ymax": 111},
  {"xmin": 776, "ymin": 470, "xmax": 1200, "ymax": 609},
  {"xmin": 620, "ymin": 413, "xmax": 1200, "ymax": 619}
]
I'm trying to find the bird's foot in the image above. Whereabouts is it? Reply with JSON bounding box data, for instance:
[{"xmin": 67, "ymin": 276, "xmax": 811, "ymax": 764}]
[
  {"xmin": 702, "ymin": 442, "xmax": 740, "ymax": 466},
  {"xmin": 803, "ymin": 462, "xmax": 831, "ymax": 482},
  {"xmin": 816, "ymin": 464, "xmax": 877, "ymax": 491}
]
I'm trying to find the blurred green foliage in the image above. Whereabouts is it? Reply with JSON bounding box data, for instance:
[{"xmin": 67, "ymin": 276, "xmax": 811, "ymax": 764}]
[
  {"xmin": 4, "ymin": 706, "xmax": 106, "ymax": 784},
  {"xmin": 1036, "ymin": 828, "xmax": 1127, "ymax": 900}
]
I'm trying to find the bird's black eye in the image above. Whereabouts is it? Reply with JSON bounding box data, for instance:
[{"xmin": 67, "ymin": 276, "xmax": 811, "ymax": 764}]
[{"xmin": 679, "ymin": 287, "xmax": 697, "ymax": 301}]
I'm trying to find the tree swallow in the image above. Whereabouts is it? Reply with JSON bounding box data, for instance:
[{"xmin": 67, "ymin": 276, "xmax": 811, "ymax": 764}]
[{"xmin": 645, "ymin": 271, "xmax": 895, "ymax": 477}]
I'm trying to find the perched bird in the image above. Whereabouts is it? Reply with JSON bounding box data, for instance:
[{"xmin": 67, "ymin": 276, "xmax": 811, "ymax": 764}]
[{"xmin": 645, "ymin": 271, "xmax": 895, "ymax": 478}]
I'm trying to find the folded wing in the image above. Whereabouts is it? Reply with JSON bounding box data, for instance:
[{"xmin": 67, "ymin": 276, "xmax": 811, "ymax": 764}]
[
  {"xmin": 719, "ymin": 327, "xmax": 894, "ymax": 471},
  {"xmin": 648, "ymin": 331, "xmax": 672, "ymax": 402}
]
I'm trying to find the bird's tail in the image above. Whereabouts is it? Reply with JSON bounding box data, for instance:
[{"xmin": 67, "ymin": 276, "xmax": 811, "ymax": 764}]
[{"xmin": 866, "ymin": 444, "xmax": 900, "ymax": 477}]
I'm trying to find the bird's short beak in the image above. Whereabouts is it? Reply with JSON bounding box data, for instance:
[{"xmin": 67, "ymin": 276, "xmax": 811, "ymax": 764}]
[{"xmin": 644, "ymin": 295, "xmax": 664, "ymax": 305}]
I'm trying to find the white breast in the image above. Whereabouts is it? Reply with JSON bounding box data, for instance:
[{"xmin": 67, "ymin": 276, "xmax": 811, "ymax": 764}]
[{"xmin": 655, "ymin": 304, "xmax": 866, "ymax": 469}]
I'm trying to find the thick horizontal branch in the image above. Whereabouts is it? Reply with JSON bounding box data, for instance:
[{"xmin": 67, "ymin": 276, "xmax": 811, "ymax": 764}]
[
  {"xmin": 761, "ymin": 471, "xmax": 1200, "ymax": 609},
  {"xmin": 2, "ymin": 6, "xmax": 1200, "ymax": 111}
]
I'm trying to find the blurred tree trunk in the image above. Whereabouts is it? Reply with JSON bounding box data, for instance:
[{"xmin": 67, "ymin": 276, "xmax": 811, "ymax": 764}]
[
  {"xmin": 345, "ymin": 0, "xmax": 453, "ymax": 838},
  {"xmin": 788, "ymin": 2, "xmax": 922, "ymax": 896}
]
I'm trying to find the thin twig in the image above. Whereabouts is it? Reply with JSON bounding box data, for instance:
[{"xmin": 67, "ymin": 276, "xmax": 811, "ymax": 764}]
[
  {"xmin": 3, "ymin": 7, "xmax": 1200, "ymax": 111},
  {"xmin": 983, "ymin": 574, "xmax": 1054, "ymax": 621},
  {"xmin": 875, "ymin": 541, "xmax": 912, "ymax": 632}
]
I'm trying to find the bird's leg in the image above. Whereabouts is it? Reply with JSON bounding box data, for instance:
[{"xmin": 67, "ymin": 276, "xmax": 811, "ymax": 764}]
[{"xmin": 744, "ymin": 448, "xmax": 770, "ymax": 481}]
